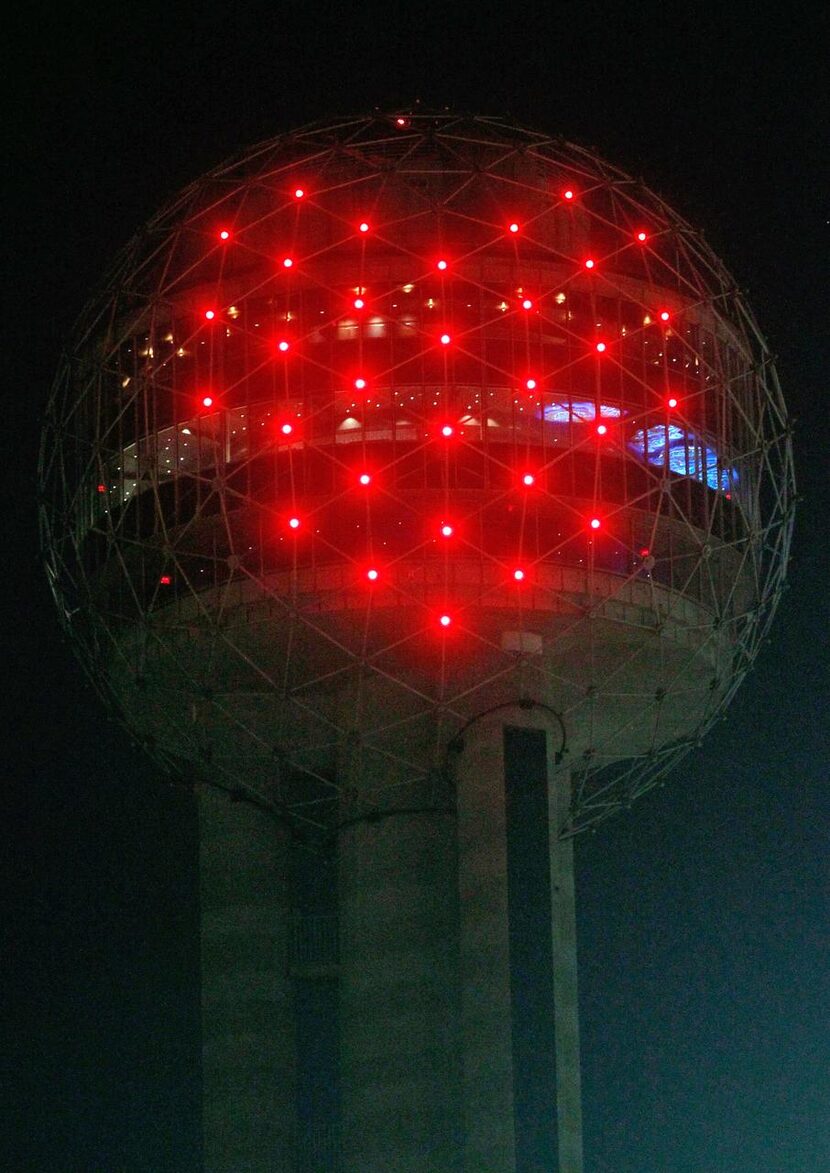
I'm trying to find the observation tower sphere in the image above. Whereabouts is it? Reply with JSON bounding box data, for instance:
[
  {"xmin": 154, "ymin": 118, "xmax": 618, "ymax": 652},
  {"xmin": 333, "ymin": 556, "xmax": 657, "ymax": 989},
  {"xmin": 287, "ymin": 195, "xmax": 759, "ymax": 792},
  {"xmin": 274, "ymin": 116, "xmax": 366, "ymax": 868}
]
[{"xmin": 40, "ymin": 111, "xmax": 794, "ymax": 1172}]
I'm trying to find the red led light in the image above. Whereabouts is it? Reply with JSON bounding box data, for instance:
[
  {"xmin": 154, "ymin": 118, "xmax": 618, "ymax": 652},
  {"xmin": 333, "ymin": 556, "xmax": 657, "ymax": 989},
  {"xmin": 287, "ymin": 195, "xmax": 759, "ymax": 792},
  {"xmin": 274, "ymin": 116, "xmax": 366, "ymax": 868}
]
[
  {"xmin": 639, "ymin": 547, "xmax": 650, "ymax": 558},
  {"xmin": 441, "ymin": 424, "xmax": 454, "ymax": 438},
  {"xmin": 525, "ymin": 378, "xmax": 537, "ymax": 390},
  {"xmin": 354, "ymin": 377, "xmax": 367, "ymax": 390},
  {"xmin": 201, "ymin": 395, "xmax": 214, "ymax": 409},
  {"xmin": 521, "ymin": 298, "xmax": 533, "ymax": 310},
  {"xmin": 96, "ymin": 483, "xmax": 107, "ymax": 493},
  {"xmin": 595, "ymin": 341, "xmax": 607, "ymax": 353},
  {"xmin": 288, "ymin": 516, "xmax": 301, "ymax": 530},
  {"xmin": 636, "ymin": 230, "xmax": 648, "ymax": 243},
  {"xmin": 659, "ymin": 310, "xmax": 671, "ymax": 322},
  {"xmin": 584, "ymin": 258, "xmax": 595, "ymax": 270},
  {"xmin": 439, "ymin": 613, "xmax": 452, "ymax": 628},
  {"xmin": 563, "ymin": 189, "xmax": 575, "ymax": 201},
  {"xmin": 440, "ymin": 524, "xmax": 454, "ymax": 538},
  {"xmin": 522, "ymin": 473, "xmax": 535, "ymax": 487},
  {"xmin": 159, "ymin": 574, "xmax": 172, "ymax": 585},
  {"xmin": 282, "ymin": 257, "xmax": 294, "ymax": 268},
  {"xmin": 513, "ymin": 568, "xmax": 526, "ymax": 582},
  {"xmin": 590, "ymin": 517, "xmax": 601, "ymax": 530},
  {"xmin": 358, "ymin": 221, "xmax": 370, "ymax": 233},
  {"xmin": 293, "ymin": 187, "xmax": 305, "ymax": 199},
  {"xmin": 596, "ymin": 423, "xmax": 608, "ymax": 436},
  {"xmin": 508, "ymin": 222, "xmax": 520, "ymax": 234},
  {"xmin": 395, "ymin": 116, "xmax": 408, "ymax": 127},
  {"xmin": 358, "ymin": 472, "xmax": 372, "ymax": 486},
  {"xmin": 218, "ymin": 229, "xmax": 231, "ymax": 241},
  {"xmin": 366, "ymin": 568, "xmax": 379, "ymax": 581},
  {"xmin": 436, "ymin": 259, "xmax": 448, "ymax": 271},
  {"xmin": 353, "ymin": 297, "xmax": 365, "ymax": 310},
  {"xmin": 277, "ymin": 340, "xmax": 290, "ymax": 352},
  {"xmin": 204, "ymin": 309, "xmax": 216, "ymax": 320},
  {"xmin": 440, "ymin": 333, "xmax": 451, "ymax": 346},
  {"xmin": 280, "ymin": 422, "xmax": 294, "ymax": 435},
  {"xmin": 667, "ymin": 396, "xmax": 678, "ymax": 409}
]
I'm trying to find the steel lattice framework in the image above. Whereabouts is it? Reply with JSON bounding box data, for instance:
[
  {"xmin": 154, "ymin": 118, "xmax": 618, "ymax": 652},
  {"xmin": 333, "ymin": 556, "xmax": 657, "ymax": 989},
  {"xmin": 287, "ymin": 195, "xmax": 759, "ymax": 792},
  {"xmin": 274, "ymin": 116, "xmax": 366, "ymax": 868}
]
[{"xmin": 40, "ymin": 112, "xmax": 795, "ymax": 835}]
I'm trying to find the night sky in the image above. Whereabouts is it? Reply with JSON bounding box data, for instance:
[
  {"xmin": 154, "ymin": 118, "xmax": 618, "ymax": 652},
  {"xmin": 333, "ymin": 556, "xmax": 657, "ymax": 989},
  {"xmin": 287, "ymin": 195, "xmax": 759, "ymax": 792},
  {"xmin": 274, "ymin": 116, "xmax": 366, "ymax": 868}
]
[{"xmin": 3, "ymin": 4, "xmax": 828, "ymax": 1170}]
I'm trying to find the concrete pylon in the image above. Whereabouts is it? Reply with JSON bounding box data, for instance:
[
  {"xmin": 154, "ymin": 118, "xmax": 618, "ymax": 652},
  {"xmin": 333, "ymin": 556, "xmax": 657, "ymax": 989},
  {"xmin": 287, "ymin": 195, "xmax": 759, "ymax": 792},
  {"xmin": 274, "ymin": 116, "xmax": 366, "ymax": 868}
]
[{"xmin": 198, "ymin": 784, "xmax": 296, "ymax": 1172}]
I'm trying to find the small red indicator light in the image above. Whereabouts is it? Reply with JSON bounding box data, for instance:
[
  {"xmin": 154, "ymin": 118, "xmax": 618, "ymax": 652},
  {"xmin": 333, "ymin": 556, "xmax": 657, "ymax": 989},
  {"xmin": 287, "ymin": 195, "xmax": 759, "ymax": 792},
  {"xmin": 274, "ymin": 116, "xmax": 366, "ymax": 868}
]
[
  {"xmin": 159, "ymin": 574, "xmax": 172, "ymax": 585},
  {"xmin": 280, "ymin": 423, "xmax": 294, "ymax": 435},
  {"xmin": 513, "ymin": 568, "xmax": 525, "ymax": 582},
  {"xmin": 278, "ymin": 340, "xmax": 290, "ymax": 352},
  {"xmin": 439, "ymin": 614, "xmax": 452, "ymax": 628},
  {"xmin": 204, "ymin": 309, "xmax": 216, "ymax": 320},
  {"xmin": 636, "ymin": 231, "xmax": 648, "ymax": 243},
  {"xmin": 595, "ymin": 341, "xmax": 607, "ymax": 353},
  {"xmin": 367, "ymin": 568, "xmax": 379, "ymax": 581},
  {"xmin": 525, "ymin": 378, "xmax": 537, "ymax": 390},
  {"xmin": 667, "ymin": 396, "xmax": 678, "ymax": 409},
  {"xmin": 354, "ymin": 377, "xmax": 366, "ymax": 390},
  {"xmin": 639, "ymin": 547, "xmax": 650, "ymax": 558},
  {"xmin": 395, "ymin": 116, "xmax": 408, "ymax": 127},
  {"xmin": 596, "ymin": 423, "xmax": 608, "ymax": 436},
  {"xmin": 521, "ymin": 298, "xmax": 533, "ymax": 310},
  {"xmin": 201, "ymin": 395, "xmax": 214, "ymax": 408},
  {"xmin": 353, "ymin": 297, "xmax": 365, "ymax": 310},
  {"xmin": 563, "ymin": 189, "xmax": 575, "ymax": 201},
  {"xmin": 294, "ymin": 188, "xmax": 305, "ymax": 199},
  {"xmin": 219, "ymin": 229, "xmax": 230, "ymax": 241},
  {"xmin": 359, "ymin": 472, "xmax": 372, "ymax": 486},
  {"xmin": 288, "ymin": 516, "xmax": 301, "ymax": 530},
  {"xmin": 441, "ymin": 425, "xmax": 454, "ymax": 438},
  {"xmin": 659, "ymin": 310, "xmax": 670, "ymax": 322},
  {"xmin": 584, "ymin": 258, "xmax": 595, "ymax": 270},
  {"xmin": 508, "ymin": 222, "xmax": 520, "ymax": 234},
  {"xmin": 440, "ymin": 333, "xmax": 451, "ymax": 346},
  {"xmin": 440, "ymin": 524, "xmax": 454, "ymax": 538},
  {"xmin": 590, "ymin": 517, "xmax": 601, "ymax": 530},
  {"xmin": 282, "ymin": 257, "xmax": 294, "ymax": 269},
  {"xmin": 358, "ymin": 221, "xmax": 370, "ymax": 233},
  {"xmin": 436, "ymin": 259, "xmax": 448, "ymax": 271},
  {"xmin": 522, "ymin": 473, "xmax": 535, "ymax": 487}
]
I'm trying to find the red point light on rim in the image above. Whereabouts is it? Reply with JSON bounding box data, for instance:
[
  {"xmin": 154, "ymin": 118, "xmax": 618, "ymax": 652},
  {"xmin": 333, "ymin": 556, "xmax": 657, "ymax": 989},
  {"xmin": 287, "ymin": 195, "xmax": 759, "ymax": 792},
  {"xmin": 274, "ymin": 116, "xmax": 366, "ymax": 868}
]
[
  {"xmin": 353, "ymin": 297, "xmax": 365, "ymax": 310},
  {"xmin": 589, "ymin": 517, "xmax": 602, "ymax": 530},
  {"xmin": 96, "ymin": 483, "xmax": 107, "ymax": 493},
  {"xmin": 513, "ymin": 568, "xmax": 526, "ymax": 582},
  {"xmin": 522, "ymin": 472, "xmax": 535, "ymax": 487},
  {"xmin": 218, "ymin": 229, "xmax": 231, "ymax": 241},
  {"xmin": 293, "ymin": 187, "xmax": 305, "ymax": 200},
  {"xmin": 366, "ymin": 567, "xmax": 379, "ymax": 582},
  {"xmin": 280, "ymin": 422, "xmax": 294, "ymax": 436},
  {"xmin": 288, "ymin": 516, "xmax": 301, "ymax": 530},
  {"xmin": 436, "ymin": 258, "xmax": 448, "ymax": 271},
  {"xmin": 596, "ymin": 423, "xmax": 608, "ymax": 436},
  {"xmin": 521, "ymin": 297, "xmax": 533, "ymax": 310},
  {"xmin": 584, "ymin": 257, "xmax": 596, "ymax": 270},
  {"xmin": 667, "ymin": 396, "xmax": 679, "ymax": 410},
  {"xmin": 440, "ymin": 332, "xmax": 451, "ymax": 346},
  {"xmin": 636, "ymin": 230, "xmax": 648, "ymax": 243},
  {"xmin": 525, "ymin": 378, "xmax": 537, "ymax": 391},
  {"xmin": 358, "ymin": 221, "xmax": 370, "ymax": 234},
  {"xmin": 439, "ymin": 613, "xmax": 452, "ymax": 628},
  {"xmin": 354, "ymin": 377, "xmax": 367, "ymax": 391},
  {"xmin": 282, "ymin": 256, "xmax": 294, "ymax": 269},
  {"xmin": 563, "ymin": 188, "xmax": 575, "ymax": 201},
  {"xmin": 595, "ymin": 341, "xmax": 607, "ymax": 354},
  {"xmin": 659, "ymin": 309, "xmax": 671, "ymax": 322},
  {"xmin": 277, "ymin": 339, "xmax": 290, "ymax": 353},
  {"xmin": 204, "ymin": 309, "xmax": 216, "ymax": 320},
  {"xmin": 440, "ymin": 523, "xmax": 454, "ymax": 538},
  {"xmin": 358, "ymin": 472, "xmax": 372, "ymax": 486},
  {"xmin": 201, "ymin": 395, "xmax": 214, "ymax": 409},
  {"xmin": 639, "ymin": 546, "xmax": 651, "ymax": 558},
  {"xmin": 508, "ymin": 221, "xmax": 520, "ymax": 234},
  {"xmin": 441, "ymin": 424, "xmax": 454, "ymax": 438}
]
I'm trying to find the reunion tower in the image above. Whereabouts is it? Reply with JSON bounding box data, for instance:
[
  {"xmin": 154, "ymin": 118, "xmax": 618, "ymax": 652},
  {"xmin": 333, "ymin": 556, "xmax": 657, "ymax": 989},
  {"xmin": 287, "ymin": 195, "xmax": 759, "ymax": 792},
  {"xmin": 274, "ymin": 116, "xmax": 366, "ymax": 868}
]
[{"xmin": 40, "ymin": 112, "xmax": 794, "ymax": 1172}]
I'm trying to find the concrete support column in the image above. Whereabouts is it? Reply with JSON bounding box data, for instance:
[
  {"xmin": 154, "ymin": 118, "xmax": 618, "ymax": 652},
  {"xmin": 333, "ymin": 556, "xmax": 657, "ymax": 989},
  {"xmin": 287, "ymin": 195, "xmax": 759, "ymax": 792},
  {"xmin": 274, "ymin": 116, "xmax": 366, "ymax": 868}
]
[
  {"xmin": 198, "ymin": 784, "xmax": 296, "ymax": 1172},
  {"xmin": 337, "ymin": 753, "xmax": 461, "ymax": 1172}
]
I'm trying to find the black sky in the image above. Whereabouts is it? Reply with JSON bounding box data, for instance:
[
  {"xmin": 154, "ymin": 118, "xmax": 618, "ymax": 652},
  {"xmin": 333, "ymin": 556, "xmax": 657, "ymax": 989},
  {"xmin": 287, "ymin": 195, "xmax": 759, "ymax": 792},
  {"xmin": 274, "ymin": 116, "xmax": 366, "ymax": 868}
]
[{"xmin": 2, "ymin": 3, "xmax": 828, "ymax": 1170}]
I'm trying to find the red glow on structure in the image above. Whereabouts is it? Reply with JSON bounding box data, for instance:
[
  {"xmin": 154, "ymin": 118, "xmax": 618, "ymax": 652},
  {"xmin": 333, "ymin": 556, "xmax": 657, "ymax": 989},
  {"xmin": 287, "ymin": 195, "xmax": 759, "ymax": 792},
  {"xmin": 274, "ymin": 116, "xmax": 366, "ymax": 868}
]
[
  {"xmin": 439, "ymin": 613, "xmax": 452, "ymax": 628},
  {"xmin": 354, "ymin": 377, "xmax": 367, "ymax": 390},
  {"xmin": 358, "ymin": 221, "xmax": 370, "ymax": 233},
  {"xmin": 440, "ymin": 523, "xmax": 454, "ymax": 538},
  {"xmin": 584, "ymin": 258, "xmax": 595, "ymax": 270},
  {"xmin": 589, "ymin": 517, "xmax": 602, "ymax": 530},
  {"xmin": 522, "ymin": 472, "xmax": 535, "ymax": 487},
  {"xmin": 639, "ymin": 547, "xmax": 650, "ymax": 558},
  {"xmin": 288, "ymin": 516, "xmax": 301, "ymax": 530},
  {"xmin": 596, "ymin": 423, "xmax": 608, "ymax": 436},
  {"xmin": 366, "ymin": 567, "xmax": 379, "ymax": 581},
  {"xmin": 204, "ymin": 309, "xmax": 216, "ymax": 320},
  {"xmin": 441, "ymin": 424, "xmax": 454, "ymax": 438},
  {"xmin": 508, "ymin": 222, "xmax": 520, "ymax": 234},
  {"xmin": 563, "ymin": 188, "xmax": 575, "ymax": 201},
  {"xmin": 440, "ymin": 333, "xmax": 451, "ymax": 346},
  {"xmin": 219, "ymin": 229, "xmax": 231, "ymax": 241},
  {"xmin": 277, "ymin": 340, "xmax": 290, "ymax": 352},
  {"xmin": 280, "ymin": 422, "xmax": 294, "ymax": 436},
  {"xmin": 293, "ymin": 187, "xmax": 305, "ymax": 200},
  {"xmin": 436, "ymin": 258, "xmax": 448, "ymax": 271},
  {"xmin": 96, "ymin": 483, "xmax": 107, "ymax": 493},
  {"xmin": 282, "ymin": 256, "xmax": 294, "ymax": 268},
  {"xmin": 595, "ymin": 341, "xmax": 607, "ymax": 353},
  {"xmin": 521, "ymin": 298, "xmax": 533, "ymax": 310},
  {"xmin": 358, "ymin": 472, "xmax": 372, "ymax": 486},
  {"xmin": 201, "ymin": 395, "xmax": 214, "ymax": 409},
  {"xmin": 659, "ymin": 310, "xmax": 671, "ymax": 322},
  {"xmin": 636, "ymin": 230, "xmax": 648, "ymax": 243},
  {"xmin": 513, "ymin": 568, "xmax": 526, "ymax": 581},
  {"xmin": 353, "ymin": 297, "xmax": 365, "ymax": 310},
  {"xmin": 525, "ymin": 378, "xmax": 537, "ymax": 390},
  {"xmin": 667, "ymin": 396, "xmax": 678, "ymax": 409},
  {"xmin": 159, "ymin": 574, "xmax": 172, "ymax": 585}
]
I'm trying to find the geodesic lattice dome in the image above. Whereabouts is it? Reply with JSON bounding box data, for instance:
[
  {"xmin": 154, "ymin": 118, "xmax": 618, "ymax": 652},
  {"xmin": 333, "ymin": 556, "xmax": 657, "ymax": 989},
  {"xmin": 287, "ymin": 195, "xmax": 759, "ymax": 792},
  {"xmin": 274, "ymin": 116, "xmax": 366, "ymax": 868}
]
[{"xmin": 40, "ymin": 111, "xmax": 794, "ymax": 834}]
